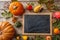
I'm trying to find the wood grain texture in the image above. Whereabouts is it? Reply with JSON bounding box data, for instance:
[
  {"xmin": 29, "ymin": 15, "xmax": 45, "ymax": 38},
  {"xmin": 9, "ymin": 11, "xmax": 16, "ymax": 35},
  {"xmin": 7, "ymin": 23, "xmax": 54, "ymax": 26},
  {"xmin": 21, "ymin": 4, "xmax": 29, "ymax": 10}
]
[{"xmin": 0, "ymin": 0, "xmax": 38, "ymax": 1}]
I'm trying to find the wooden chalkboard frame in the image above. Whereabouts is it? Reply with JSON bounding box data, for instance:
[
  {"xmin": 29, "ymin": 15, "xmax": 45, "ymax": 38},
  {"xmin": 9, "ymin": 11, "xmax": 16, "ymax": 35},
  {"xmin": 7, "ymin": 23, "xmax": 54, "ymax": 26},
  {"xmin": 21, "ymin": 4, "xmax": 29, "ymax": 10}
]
[{"xmin": 22, "ymin": 13, "xmax": 52, "ymax": 35}]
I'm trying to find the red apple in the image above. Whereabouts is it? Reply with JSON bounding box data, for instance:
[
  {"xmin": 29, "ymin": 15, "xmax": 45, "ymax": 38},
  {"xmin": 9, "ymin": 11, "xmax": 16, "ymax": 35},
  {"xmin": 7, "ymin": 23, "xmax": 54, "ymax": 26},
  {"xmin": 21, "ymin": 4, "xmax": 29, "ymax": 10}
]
[
  {"xmin": 53, "ymin": 12, "xmax": 60, "ymax": 19},
  {"xmin": 27, "ymin": 5, "xmax": 33, "ymax": 11}
]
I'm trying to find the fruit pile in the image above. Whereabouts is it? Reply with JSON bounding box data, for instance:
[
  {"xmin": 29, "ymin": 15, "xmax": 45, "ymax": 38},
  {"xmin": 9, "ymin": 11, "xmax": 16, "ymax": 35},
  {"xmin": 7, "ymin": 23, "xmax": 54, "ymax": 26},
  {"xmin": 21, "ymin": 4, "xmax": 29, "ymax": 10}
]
[
  {"xmin": 8, "ymin": 1, "xmax": 43, "ymax": 16},
  {"xmin": 26, "ymin": 2, "xmax": 43, "ymax": 13},
  {"xmin": 53, "ymin": 12, "xmax": 60, "ymax": 35},
  {"xmin": 52, "ymin": 12, "xmax": 60, "ymax": 40}
]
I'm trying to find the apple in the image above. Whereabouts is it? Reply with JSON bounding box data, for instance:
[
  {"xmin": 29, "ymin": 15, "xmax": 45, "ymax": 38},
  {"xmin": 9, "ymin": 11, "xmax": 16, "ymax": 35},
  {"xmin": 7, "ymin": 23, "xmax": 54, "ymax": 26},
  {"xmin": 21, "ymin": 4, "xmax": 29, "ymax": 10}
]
[{"xmin": 27, "ymin": 5, "xmax": 33, "ymax": 11}]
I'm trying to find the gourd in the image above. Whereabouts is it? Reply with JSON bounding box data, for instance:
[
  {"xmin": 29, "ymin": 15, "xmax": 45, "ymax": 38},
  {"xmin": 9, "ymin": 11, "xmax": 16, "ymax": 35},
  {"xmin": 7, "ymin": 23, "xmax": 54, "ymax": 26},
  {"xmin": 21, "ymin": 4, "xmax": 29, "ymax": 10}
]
[
  {"xmin": 54, "ymin": 28, "xmax": 60, "ymax": 34},
  {"xmin": 0, "ymin": 21, "xmax": 15, "ymax": 40},
  {"xmin": 22, "ymin": 36, "xmax": 28, "ymax": 40},
  {"xmin": 9, "ymin": 2, "xmax": 24, "ymax": 16},
  {"xmin": 46, "ymin": 36, "xmax": 52, "ymax": 40},
  {"xmin": 14, "ymin": 21, "xmax": 22, "ymax": 28}
]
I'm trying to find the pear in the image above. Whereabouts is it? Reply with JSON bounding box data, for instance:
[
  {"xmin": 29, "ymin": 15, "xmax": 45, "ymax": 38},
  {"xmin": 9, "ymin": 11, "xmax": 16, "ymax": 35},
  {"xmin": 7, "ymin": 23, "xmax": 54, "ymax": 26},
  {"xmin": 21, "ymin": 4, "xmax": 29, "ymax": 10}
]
[{"xmin": 34, "ymin": 5, "xmax": 42, "ymax": 13}]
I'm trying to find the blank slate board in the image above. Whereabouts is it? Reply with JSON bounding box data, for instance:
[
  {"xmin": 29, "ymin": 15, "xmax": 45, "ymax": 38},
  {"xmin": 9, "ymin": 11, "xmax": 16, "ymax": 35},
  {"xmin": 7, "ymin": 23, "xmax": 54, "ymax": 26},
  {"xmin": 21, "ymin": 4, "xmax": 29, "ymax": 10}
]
[{"xmin": 23, "ymin": 13, "xmax": 52, "ymax": 35}]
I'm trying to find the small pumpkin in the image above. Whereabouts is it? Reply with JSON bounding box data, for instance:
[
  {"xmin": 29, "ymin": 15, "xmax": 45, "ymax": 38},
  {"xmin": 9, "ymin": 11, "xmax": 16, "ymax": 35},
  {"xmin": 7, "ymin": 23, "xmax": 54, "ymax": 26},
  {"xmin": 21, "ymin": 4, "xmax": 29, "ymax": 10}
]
[
  {"xmin": 54, "ymin": 28, "xmax": 60, "ymax": 34},
  {"xmin": 0, "ymin": 21, "xmax": 15, "ymax": 40},
  {"xmin": 46, "ymin": 36, "xmax": 52, "ymax": 40},
  {"xmin": 9, "ymin": 2, "xmax": 24, "ymax": 16}
]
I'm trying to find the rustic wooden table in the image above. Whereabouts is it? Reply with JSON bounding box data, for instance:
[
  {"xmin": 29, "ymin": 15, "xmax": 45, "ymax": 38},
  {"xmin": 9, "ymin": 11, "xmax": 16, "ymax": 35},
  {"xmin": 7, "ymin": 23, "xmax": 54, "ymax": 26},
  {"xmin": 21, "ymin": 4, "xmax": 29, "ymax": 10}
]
[
  {"xmin": 0, "ymin": 0, "xmax": 51, "ymax": 34},
  {"xmin": 0, "ymin": 0, "xmax": 60, "ymax": 40}
]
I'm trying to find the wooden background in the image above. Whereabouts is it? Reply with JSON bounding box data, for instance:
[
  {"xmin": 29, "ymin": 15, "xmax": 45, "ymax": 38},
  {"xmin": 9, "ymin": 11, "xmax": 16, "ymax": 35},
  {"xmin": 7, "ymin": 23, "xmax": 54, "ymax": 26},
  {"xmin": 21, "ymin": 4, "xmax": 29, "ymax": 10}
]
[
  {"xmin": 0, "ymin": 0, "xmax": 38, "ymax": 1},
  {"xmin": 0, "ymin": 0, "xmax": 60, "ymax": 34},
  {"xmin": 0, "ymin": 0, "xmax": 39, "ymax": 34},
  {"xmin": 0, "ymin": 0, "xmax": 60, "ymax": 40}
]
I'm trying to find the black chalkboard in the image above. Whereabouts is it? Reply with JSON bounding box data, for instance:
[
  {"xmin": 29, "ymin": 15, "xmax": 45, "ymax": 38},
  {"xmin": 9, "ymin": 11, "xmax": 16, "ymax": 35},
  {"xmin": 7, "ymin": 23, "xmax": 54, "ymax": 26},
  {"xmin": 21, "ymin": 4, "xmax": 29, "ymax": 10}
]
[{"xmin": 23, "ymin": 13, "xmax": 52, "ymax": 35}]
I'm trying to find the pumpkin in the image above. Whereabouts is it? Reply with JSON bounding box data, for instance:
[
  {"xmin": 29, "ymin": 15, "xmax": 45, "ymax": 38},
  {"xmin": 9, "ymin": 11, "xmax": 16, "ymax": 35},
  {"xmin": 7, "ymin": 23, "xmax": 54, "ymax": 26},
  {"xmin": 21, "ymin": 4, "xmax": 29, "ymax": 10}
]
[
  {"xmin": 0, "ymin": 21, "xmax": 15, "ymax": 40},
  {"xmin": 54, "ymin": 28, "xmax": 60, "ymax": 34},
  {"xmin": 46, "ymin": 36, "xmax": 52, "ymax": 40},
  {"xmin": 9, "ymin": 2, "xmax": 24, "ymax": 16}
]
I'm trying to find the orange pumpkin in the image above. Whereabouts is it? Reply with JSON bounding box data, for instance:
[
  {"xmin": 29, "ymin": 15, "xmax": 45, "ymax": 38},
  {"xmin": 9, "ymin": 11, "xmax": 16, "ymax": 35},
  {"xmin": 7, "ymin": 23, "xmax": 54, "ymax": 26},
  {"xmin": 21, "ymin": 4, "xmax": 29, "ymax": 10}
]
[
  {"xmin": 9, "ymin": 2, "xmax": 24, "ymax": 16},
  {"xmin": 0, "ymin": 21, "xmax": 15, "ymax": 40},
  {"xmin": 54, "ymin": 28, "xmax": 60, "ymax": 34},
  {"xmin": 46, "ymin": 36, "xmax": 52, "ymax": 40}
]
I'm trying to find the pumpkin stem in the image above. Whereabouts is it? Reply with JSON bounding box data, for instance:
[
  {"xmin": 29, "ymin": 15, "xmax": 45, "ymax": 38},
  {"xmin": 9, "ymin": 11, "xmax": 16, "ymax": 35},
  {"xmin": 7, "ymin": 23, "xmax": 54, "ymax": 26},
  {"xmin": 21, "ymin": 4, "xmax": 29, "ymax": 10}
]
[{"xmin": 13, "ymin": 6, "xmax": 18, "ymax": 10}]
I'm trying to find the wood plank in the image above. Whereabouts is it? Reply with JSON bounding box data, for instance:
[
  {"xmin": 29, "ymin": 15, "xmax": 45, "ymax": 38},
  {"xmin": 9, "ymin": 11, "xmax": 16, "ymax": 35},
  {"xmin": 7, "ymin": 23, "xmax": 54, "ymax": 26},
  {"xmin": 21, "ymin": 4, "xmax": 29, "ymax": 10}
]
[
  {"xmin": 0, "ymin": 0, "xmax": 38, "ymax": 1},
  {"xmin": 0, "ymin": 0, "xmax": 11, "ymax": 1}
]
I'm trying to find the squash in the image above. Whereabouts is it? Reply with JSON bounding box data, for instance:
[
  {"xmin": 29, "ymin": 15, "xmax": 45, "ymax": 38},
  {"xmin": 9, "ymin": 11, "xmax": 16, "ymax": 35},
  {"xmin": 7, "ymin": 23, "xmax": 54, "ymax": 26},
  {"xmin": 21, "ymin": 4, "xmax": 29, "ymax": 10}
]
[
  {"xmin": 46, "ymin": 36, "xmax": 52, "ymax": 40},
  {"xmin": 54, "ymin": 28, "xmax": 60, "ymax": 34},
  {"xmin": 9, "ymin": 2, "xmax": 24, "ymax": 16},
  {"xmin": 14, "ymin": 21, "xmax": 22, "ymax": 28},
  {"xmin": 0, "ymin": 21, "xmax": 15, "ymax": 40},
  {"xmin": 22, "ymin": 36, "xmax": 28, "ymax": 40}
]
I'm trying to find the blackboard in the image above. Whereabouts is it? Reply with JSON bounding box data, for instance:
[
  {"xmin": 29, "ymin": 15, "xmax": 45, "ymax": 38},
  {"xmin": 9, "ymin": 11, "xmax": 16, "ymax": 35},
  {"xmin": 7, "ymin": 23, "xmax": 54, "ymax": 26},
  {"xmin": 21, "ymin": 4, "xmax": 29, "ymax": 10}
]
[{"xmin": 23, "ymin": 13, "xmax": 52, "ymax": 35}]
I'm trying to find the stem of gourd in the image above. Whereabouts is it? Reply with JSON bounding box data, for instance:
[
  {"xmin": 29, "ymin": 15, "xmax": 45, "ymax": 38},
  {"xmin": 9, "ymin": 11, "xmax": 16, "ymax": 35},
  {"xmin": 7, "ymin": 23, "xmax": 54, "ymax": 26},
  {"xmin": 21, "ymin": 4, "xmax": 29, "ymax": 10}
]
[{"xmin": 13, "ymin": 6, "xmax": 17, "ymax": 10}]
